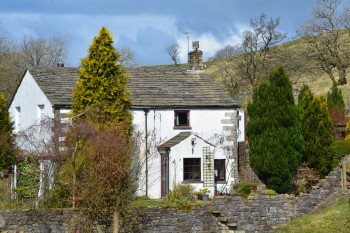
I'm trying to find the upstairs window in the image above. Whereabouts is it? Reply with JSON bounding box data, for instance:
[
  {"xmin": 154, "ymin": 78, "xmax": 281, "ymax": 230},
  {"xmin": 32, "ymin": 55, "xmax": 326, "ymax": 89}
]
[
  {"xmin": 37, "ymin": 104, "xmax": 45, "ymax": 119},
  {"xmin": 174, "ymin": 110, "xmax": 190, "ymax": 128},
  {"xmin": 15, "ymin": 107, "xmax": 21, "ymax": 132}
]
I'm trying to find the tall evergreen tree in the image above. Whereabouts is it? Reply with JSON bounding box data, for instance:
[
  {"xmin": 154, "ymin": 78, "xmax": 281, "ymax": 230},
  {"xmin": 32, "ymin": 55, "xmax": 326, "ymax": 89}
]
[
  {"xmin": 299, "ymin": 86, "xmax": 334, "ymax": 176},
  {"xmin": 326, "ymin": 84, "xmax": 346, "ymax": 126},
  {"xmin": 246, "ymin": 68, "xmax": 303, "ymax": 193},
  {"xmin": 0, "ymin": 92, "xmax": 16, "ymax": 172},
  {"xmin": 72, "ymin": 26, "xmax": 132, "ymax": 134},
  {"xmin": 65, "ymin": 27, "xmax": 134, "ymax": 216}
]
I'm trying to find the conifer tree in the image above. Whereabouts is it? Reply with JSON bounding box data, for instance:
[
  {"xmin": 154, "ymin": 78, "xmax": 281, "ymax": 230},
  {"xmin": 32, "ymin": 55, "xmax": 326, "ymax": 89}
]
[
  {"xmin": 326, "ymin": 84, "xmax": 346, "ymax": 127},
  {"xmin": 246, "ymin": 68, "xmax": 303, "ymax": 193},
  {"xmin": 72, "ymin": 26, "xmax": 132, "ymax": 134},
  {"xmin": 66, "ymin": 27, "xmax": 134, "ymax": 217},
  {"xmin": 299, "ymin": 86, "xmax": 334, "ymax": 176},
  {"xmin": 0, "ymin": 92, "xmax": 16, "ymax": 172}
]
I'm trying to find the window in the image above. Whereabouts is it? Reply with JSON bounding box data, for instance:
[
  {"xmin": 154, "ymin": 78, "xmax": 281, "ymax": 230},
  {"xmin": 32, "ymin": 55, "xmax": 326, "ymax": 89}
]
[
  {"xmin": 214, "ymin": 159, "xmax": 226, "ymax": 181},
  {"xmin": 15, "ymin": 107, "xmax": 21, "ymax": 132},
  {"xmin": 184, "ymin": 158, "xmax": 201, "ymax": 181},
  {"xmin": 174, "ymin": 110, "xmax": 190, "ymax": 128},
  {"xmin": 37, "ymin": 104, "xmax": 45, "ymax": 119}
]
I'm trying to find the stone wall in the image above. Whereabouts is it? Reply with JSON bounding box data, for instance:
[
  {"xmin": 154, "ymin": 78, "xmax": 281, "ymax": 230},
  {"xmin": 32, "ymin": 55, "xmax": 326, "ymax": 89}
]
[
  {"xmin": 0, "ymin": 156, "xmax": 349, "ymax": 233},
  {"xmin": 237, "ymin": 142, "xmax": 261, "ymax": 183}
]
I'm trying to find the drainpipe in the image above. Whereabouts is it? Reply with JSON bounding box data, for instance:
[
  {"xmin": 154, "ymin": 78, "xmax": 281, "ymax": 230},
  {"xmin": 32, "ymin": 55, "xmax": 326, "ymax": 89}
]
[{"xmin": 144, "ymin": 109, "xmax": 150, "ymax": 197}]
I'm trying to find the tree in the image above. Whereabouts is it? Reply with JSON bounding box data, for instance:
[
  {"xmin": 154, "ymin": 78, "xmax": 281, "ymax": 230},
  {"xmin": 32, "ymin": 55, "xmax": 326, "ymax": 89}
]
[
  {"xmin": 298, "ymin": 86, "xmax": 333, "ymax": 176},
  {"xmin": 68, "ymin": 27, "xmax": 134, "ymax": 225},
  {"xmin": 0, "ymin": 28, "xmax": 69, "ymax": 103},
  {"xmin": 0, "ymin": 92, "xmax": 16, "ymax": 172},
  {"xmin": 208, "ymin": 45, "xmax": 241, "ymax": 61},
  {"xmin": 246, "ymin": 68, "xmax": 303, "ymax": 193},
  {"xmin": 120, "ymin": 47, "xmax": 138, "ymax": 68},
  {"xmin": 326, "ymin": 84, "xmax": 346, "ymax": 126},
  {"xmin": 298, "ymin": 0, "xmax": 350, "ymax": 85},
  {"xmin": 20, "ymin": 35, "xmax": 68, "ymax": 67},
  {"xmin": 72, "ymin": 26, "xmax": 132, "ymax": 134},
  {"xmin": 165, "ymin": 43, "xmax": 181, "ymax": 66},
  {"xmin": 236, "ymin": 13, "xmax": 287, "ymax": 89}
]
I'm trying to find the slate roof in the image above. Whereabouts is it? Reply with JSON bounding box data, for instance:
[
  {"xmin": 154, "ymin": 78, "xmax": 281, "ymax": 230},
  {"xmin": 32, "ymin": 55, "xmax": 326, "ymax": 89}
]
[
  {"xmin": 158, "ymin": 132, "xmax": 192, "ymax": 148},
  {"xmin": 158, "ymin": 132, "xmax": 214, "ymax": 149},
  {"xmin": 26, "ymin": 67, "xmax": 238, "ymax": 109}
]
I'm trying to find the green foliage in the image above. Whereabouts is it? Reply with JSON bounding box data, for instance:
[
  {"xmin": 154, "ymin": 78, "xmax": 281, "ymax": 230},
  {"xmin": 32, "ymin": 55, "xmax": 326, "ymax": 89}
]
[
  {"xmin": 246, "ymin": 68, "xmax": 303, "ymax": 193},
  {"xmin": 166, "ymin": 183, "xmax": 196, "ymax": 208},
  {"xmin": 326, "ymin": 84, "xmax": 346, "ymax": 126},
  {"xmin": 295, "ymin": 178, "xmax": 309, "ymax": 195},
  {"xmin": 298, "ymin": 86, "xmax": 334, "ymax": 176},
  {"xmin": 72, "ymin": 26, "xmax": 132, "ymax": 135},
  {"xmin": 200, "ymin": 187, "xmax": 210, "ymax": 195},
  {"xmin": 16, "ymin": 160, "xmax": 39, "ymax": 201},
  {"xmin": 327, "ymin": 84, "xmax": 345, "ymax": 110},
  {"xmin": 234, "ymin": 182, "xmax": 258, "ymax": 195},
  {"xmin": 0, "ymin": 92, "xmax": 16, "ymax": 172},
  {"xmin": 263, "ymin": 189, "xmax": 277, "ymax": 195},
  {"xmin": 331, "ymin": 140, "xmax": 350, "ymax": 167}
]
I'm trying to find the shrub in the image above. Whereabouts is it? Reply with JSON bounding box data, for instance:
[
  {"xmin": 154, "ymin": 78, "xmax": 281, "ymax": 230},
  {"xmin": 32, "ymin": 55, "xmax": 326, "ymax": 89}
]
[
  {"xmin": 264, "ymin": 189, "xmax": 277, "ymax": 195},
  {"xmin": 233, "ymin": 182, "xmax": 258, "ymax": 195},
  {"xmin": 331, "ymin": 140, "xmax": 350, "ymax": 167},
  {"xmin": 166, "ymin": 183, "xmax": 196, "ymax": 207},
  {"xmin": 295, "ymin": 178, "xmax": 309, "ymax": 195},
  {"xmin": 16, "ymin": 160, "xmax": 39, "ymax": 202}
]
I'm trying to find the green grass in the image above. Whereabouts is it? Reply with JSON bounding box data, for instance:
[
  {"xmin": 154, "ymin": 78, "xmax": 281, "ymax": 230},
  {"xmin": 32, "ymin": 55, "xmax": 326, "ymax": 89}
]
[
  {"xmin": 132, "ymin": 198, "xmax": 167, "ymax": 207},
  {"xmin": 132, "ymin": 197, "xmax": 213, "ymax": 209},
  {"xmin": 273, "ymin": 196, "xmax": 350, "ymax": 233}
]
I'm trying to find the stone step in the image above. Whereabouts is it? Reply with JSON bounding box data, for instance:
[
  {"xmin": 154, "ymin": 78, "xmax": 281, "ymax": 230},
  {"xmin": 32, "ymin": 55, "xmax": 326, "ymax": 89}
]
[{"xmin": 217, "ymin": 216, "xmax": 228, "ymax": 223}]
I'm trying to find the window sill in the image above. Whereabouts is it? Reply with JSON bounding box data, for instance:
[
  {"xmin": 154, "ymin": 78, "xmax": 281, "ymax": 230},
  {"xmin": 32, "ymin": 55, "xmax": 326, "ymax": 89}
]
[
  {"xmin": 173, "ymin": 126, "xmax": 192, "ymax": 130},
  {"xmin": 215, "ymin": 181, "xmax": 226, "ymax": 184},
  {"xmin": 184, "ymin": 180, "xmax": 203, "ymax": 183}
]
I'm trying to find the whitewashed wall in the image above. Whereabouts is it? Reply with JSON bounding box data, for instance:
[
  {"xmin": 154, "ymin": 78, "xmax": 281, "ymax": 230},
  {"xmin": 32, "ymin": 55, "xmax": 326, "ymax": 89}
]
[
  {"xmin": 9, "ymin": 71, "xmax": 54, "ymax": 133},
  {"xmin": 132, "ymin": 109, "xmax": 237, "ymax": 198}
]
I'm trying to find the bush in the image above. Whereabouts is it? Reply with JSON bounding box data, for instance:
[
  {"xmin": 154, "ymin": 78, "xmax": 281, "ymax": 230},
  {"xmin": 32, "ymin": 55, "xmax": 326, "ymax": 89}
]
[
  {"xmin": 233, "ymin": 182, "xmax": 258, "ymax": 195},
  {"xmin": 264, "ymin": 189, "xmax": 277, "ymax": 195},
  {"xmin": 332, "ymin": 140, "xmax": 350, "ymax": 167},
  {"xmin": 166, "ymin": 183, "xmax": 196, "ymax": 207}
]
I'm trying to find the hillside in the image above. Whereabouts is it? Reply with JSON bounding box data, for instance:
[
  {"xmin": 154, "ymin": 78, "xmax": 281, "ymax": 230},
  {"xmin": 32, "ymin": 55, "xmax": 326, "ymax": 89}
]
[
  {"xmin": 204, "ymin": 36, "xmax": 350, "ymax": 110},
  {"xmin": 273, "ymin": 192, "xmax": 350, "ymax": 233}
]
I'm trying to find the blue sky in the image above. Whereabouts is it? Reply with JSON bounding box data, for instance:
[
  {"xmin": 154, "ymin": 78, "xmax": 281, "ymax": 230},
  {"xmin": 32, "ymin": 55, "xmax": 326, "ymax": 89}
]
[{"xmin": 0, "ymin": 0, "xmax": 334, "ymax": 66}]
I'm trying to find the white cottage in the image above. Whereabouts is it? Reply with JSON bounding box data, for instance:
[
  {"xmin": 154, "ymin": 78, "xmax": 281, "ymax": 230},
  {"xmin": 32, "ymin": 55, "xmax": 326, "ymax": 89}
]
[{"xmin": 9, "ymin": 66, "xmax": 243, "ymax": 199}]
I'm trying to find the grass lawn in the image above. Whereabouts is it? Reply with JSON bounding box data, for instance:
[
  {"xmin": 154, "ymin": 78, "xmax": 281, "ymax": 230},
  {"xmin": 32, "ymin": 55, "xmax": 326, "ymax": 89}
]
[
  {"xmin": 273, "ymin": 195, "xmax": 350, "ymax": 233},
  {"xmin": 131, "ymin": 197, "xmax": 213, "ymax": 208}
]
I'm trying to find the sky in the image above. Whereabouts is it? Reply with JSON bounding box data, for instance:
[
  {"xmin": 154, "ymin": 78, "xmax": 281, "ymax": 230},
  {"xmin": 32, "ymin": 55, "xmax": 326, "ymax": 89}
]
[{"xmin": 0, "ymin": 0, "xmax": 334, "ymax": 66}]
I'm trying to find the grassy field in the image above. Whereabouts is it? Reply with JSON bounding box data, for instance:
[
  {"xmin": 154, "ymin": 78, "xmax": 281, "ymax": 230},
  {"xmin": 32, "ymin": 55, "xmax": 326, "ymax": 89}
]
[
  {"xmin": 273, "ymin": 195, "xmax": 350, "ymax": 233},
  {"xmin": 204, "ymin": 32, "xmax": 350, "ymax": 110}
]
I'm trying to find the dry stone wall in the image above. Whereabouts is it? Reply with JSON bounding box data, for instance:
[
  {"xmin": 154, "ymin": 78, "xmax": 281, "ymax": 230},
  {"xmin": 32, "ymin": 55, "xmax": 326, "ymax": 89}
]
[{"xmin": 0, "ymin": 156, "xmax": 349, "ymax": 233}]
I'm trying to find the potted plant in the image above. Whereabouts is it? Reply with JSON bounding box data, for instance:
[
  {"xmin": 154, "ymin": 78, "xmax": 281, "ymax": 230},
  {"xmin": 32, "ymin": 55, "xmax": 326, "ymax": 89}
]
[{"xmin": 200, "ymin": 188, "xmax": 210, "ymax": 201}]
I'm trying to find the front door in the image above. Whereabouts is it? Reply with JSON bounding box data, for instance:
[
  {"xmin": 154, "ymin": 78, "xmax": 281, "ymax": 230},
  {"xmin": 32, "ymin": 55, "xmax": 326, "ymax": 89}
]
[{"xmin": 161, "ymin": 153, "xmax": 169, "ymax": 197}]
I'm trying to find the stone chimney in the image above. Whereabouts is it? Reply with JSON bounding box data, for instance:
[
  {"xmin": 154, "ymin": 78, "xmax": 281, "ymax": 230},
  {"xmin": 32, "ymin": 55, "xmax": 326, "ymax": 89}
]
[{"xmin": 188, "ymin": 41, "xmax": 203, "ymax": 70}]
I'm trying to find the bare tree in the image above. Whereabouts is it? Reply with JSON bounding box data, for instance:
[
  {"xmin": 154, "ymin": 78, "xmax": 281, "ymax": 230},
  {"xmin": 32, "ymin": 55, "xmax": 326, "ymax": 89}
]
[
  {"xmin": 208, "ymin": 45, "xmax": 241, "ymax": 61},
  {"xmin": 165, "ymin": 43, "xmax": 181, "ymax": 66},
  {"xmin": 0, "ymin": 31, "xmax": 69, "ymax": 103},
  {"xmin": 0, "ymin": 27, "xmax": 25, "ymax": 103},
  {"xmin": 236, "ymin": 13, "xmax": 287, "ymax": 89},
  {"xmin": 119, "ymin": 47, "xmax": 138, "ymax": 68},
  {"xmin": 298, "ymin": 0, "xmax": 350, "ymax": 85},
  {"xmin": 20, "ymin": 35, "xmax": 68, "ymax": 67}
]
